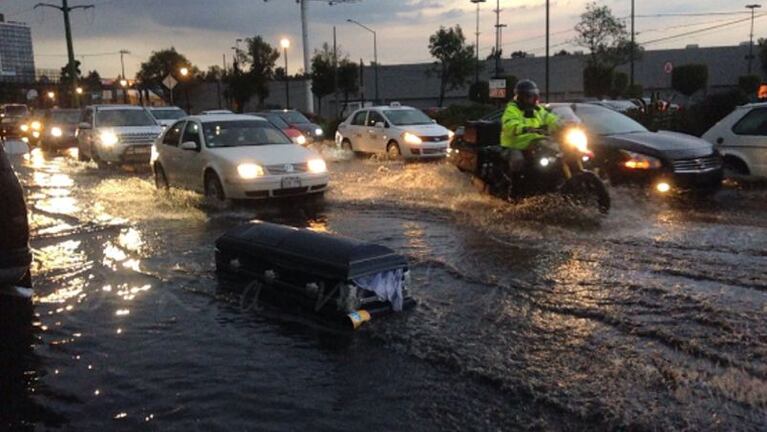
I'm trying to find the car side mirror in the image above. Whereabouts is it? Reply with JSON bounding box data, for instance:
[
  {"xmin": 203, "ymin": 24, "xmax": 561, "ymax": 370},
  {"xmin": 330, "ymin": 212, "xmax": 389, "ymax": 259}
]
[
  {"xmin": 180, "ymin": 141, "xmax": 199, "ymax": 151},
  {"xmin": 432, "ymin": 119, "xmax": 437, "ymax": 124},
  {"xmin": 78, "ymin": 122, "xmax": 91, "ymax": 130},
  {"xmin": 375, "ymin": 122, "xmax": 385, "ymax": 129}
]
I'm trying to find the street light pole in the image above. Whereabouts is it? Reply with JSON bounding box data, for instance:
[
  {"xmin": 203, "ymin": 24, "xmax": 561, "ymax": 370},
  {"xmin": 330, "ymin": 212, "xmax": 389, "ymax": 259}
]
[
  {"xmin": 630, "ymin": 0, "xmax": 635, "ymax": 86},
  {"xmin": 471, "ymin": 0, "xmax": 487, "ymax": 85},
  {"xmin": 746, "ymin": 4, "xmax": 762, "ymax": 74},
  {"xmin": 546, "ymin": 0, "xmax": 550, "ymax": 102},
  {"xmin": 493, "ymin": 0, "xmax": 501, "ymax": 77},
  {"xmin": 281, "ymin": 38, "xmax": 291, "ymax": 109},
  {"xmin": 347, "ymin": 19, "xmax": 379, "ymax": 104}
]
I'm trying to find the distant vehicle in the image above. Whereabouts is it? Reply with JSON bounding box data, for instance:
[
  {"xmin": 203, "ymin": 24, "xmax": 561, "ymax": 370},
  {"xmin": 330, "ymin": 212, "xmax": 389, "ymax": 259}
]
[
  {"xmin": 587, "ymin": 100, "xmax": 641, "ymax": 113},
  {"xmin": 199, "ymin": 109, "xmax": 234, "ymax": 115},
  {"xmin": 270, "ymin": 109, "xmax": 324, "ymax": 142},
  {"xmin": 458, "ymin": 103, "xmax": 722, "ymax": 194},
  {"xmin": 151, "ymin": 114, "xmax": 329, "ymax": 206},
  {"xmin": 0, "ymin": 144, "xmax": 32, "ymax": 303},
  {"xmin": 37, "ymin": 109, "xmax": 81, "ymax": 152},
  {"xmin": 336, "ymin": 103, "xmax": 454, "ymax": 159},
  {"xmin": 76, "ymin": 105, "xmax": 163, "ymax": 169},
  {"xmin": 248, "ymin": 112, "xmax": 307, "ymax": 145},
  {"xmin": 0, "ymin": 104, "xmax": 30, "ymax": 140},
  {"xmin": 148, "ymin": 106, "xmax": 187, "ymax": 128},
  {"xmin": 16, "ymin": 113, "xmax": 43, "ymax": 144},
  {"xmin": 702, "ymin": 102, "xmax": 767, "ymax": 178}
]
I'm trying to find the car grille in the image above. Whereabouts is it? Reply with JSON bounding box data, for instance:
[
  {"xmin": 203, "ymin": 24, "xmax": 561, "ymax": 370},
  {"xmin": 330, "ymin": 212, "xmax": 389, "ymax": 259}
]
[
  {"xmin": 118, "ymin": 132, "xmax": 159, "ymax": 146},
  {"xmin": 422, "ymin": 148, "xmax": 446, "ymax": 155},
  {"xmin": 265, "ymin": 163, "xmax": 308, "ymax": 175},
  {"xmin": 671, "ymin": 155, "xmax": 722, "ymax": 173},
  {"xmin": 420, "ymin": 135, "xmax": 449, "ymax": 142}
]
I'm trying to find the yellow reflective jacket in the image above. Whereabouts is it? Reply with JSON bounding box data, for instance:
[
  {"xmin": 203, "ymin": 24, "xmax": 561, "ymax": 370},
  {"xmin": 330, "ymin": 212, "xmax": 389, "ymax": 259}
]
[{"xmin": 500, "ymin": 102, "xmax": 560, "ymax": 150}]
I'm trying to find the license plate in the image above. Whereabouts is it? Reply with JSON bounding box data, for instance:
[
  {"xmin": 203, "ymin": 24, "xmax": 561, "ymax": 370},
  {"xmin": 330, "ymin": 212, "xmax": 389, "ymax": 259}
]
[
  {"xmin": 134, "ymin": 147, "xmax": 151, "ymax": 154},
  {"xmin": 281, "ymin": 177, "xmax": 302, "ymax": 189}
]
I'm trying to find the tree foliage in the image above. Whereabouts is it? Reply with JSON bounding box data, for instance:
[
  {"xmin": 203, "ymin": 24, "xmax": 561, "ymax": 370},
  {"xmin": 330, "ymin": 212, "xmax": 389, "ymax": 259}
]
[
  {"xmin": 738, "ymin": 74, "xmax": 761, "ymax": 95},
  {"xmin": 583, "ymin": 65, "xmax": 614, "ymax": 98},
  {"xmin": 759, "ymin": 38, "xmax": 767, "ymax": 78},
  {"xmin": 337, "ymin": 59, "xmax": 359, "ymax": 109},
  {"xmin": 311, "ymin": 43, "xmax": 335, "ymax": 115},
  {"xmin": 574, "ymin": 2, "xmax": 641, "ymax": 69},
  {"xmin": 59, "ymin": 60, "xmax": 82, "ymax": 86},
  {"xmin": 428, "ymin": 25, "xmax": 475, "ymax": 107},
  {"xmin": 136, "ymin": 48, "xmax": 196, "ymax": 101},
  {"xmin": 672, "ymin": 64, "xmax": 708, "ymax": 97},
  {"xmin": 224, "ymin": 36, "xmax": 279, "ymax": 111}
]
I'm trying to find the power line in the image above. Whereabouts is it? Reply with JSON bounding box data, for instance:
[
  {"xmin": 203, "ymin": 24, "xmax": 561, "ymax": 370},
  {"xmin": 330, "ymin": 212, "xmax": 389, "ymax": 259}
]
[{"xmin": 640, "ymin": 13, "xmax": 766, "ymax": 46}]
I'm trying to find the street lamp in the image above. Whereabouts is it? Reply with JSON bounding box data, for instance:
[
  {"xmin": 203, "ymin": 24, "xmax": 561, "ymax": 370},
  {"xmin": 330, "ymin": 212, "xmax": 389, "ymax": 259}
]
[
  {"xmin": 179, "ymin": 67, "xmax": 189, "ymax": 77},
  {"xmin": 120, "ymin": 79, "xmax": 129, "ymax": 104},
  {"xmin": 347, "ymin": 19, "xmax": 379, "ymax": 104},
  {"xmin": 746, "ymin": 4, "xmax": 762, "ymax": 74},
  {"xmin": 470, "ymin": 0, "xmax": 487, "ymax": 85},
  {"xmin": 179, "ymin": 68, "xmax": 190, "ymax": 112},
  {"xmin": 281, "ymin": 38, "xmax": 291, "ymax": 109},
  {"xmin": 47, "ymin": 91, "xmax": 55, "ymax": 100},
  {"xmin": 76, "ymin": 87, "xmax": 83, "ymax": 94}
]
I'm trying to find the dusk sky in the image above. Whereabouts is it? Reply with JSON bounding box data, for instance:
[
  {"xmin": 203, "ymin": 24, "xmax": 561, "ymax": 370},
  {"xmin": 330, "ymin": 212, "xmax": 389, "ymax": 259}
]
[{"xmin": 1, "ymin": 0, "xmax": 761, "ymax": 78}]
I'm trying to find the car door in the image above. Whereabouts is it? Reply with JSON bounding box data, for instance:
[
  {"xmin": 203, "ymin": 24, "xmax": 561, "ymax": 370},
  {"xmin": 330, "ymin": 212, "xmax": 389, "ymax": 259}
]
[
  {"xmin": 178, "ymin": 121, "xmax": 206, "ymax": 189},
  {"xmin": 729, "ymin": 108, "xmax": 767, "ymax": 176},
  {"xmin": 347, "ymin": 110, "xmax": 368, "ymax": 151},
  {"xmin": 365, "ymin": 110, "xmax": 387, "ymax": 153},
  {"xmin": 159, "ymin": 121, "xmax": 185, "ymax": 185}
]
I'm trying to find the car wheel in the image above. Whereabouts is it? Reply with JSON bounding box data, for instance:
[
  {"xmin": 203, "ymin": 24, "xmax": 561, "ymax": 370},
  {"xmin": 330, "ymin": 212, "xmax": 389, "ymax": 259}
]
[
  {"xmin": 154, "ymin": 164, "xmax": 169, "ymax": 190},
  {"xmin": 204, "ymin": 172, "xmax": 230, "ymax": 210},
  {"xmin": 387, "ymin": 141, "xmax": 402, "ymax": 160},
  {"xmin": 77, "ymin": 143, "xmax": 90, "ymax": 161},
  {"xmin": 723, "ymin": 156, "xmax": 749, "ymax": 178},
  {"xmin": 342, "ymin": 139, "xmax": 354, "ymax": 152}
]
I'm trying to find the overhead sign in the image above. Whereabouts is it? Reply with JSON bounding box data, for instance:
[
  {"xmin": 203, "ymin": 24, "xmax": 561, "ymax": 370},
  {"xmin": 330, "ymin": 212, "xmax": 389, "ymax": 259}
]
[
  {"xmin": 489, "ymin": 79, "xmax": 507, "ymax": 99},
  {"xmin": 664, "ymin": 62, "xmax": 674, "ymax": 75},
  {"xmin": 163, "ymin": 74, "xmax": 178, "ymax": 90}
]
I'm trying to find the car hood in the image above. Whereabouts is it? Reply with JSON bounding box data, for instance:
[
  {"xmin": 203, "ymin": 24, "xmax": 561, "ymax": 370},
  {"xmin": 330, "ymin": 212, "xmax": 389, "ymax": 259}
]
[
  {"xmin": 601, "ymin": 130, "xmax": 715, "ymax": 160},
  {"xmin": 154, "ymin": 119, "xmax": 176, "ymax": 127},
  {"xmin": 95, "ymin": 126, "xmax": 163, "ymax": 135},
  {"xmin": 210, "ymin": 144, "xmax": 320, "ymax": 166},
  {"xmin": 400, "ymin": 123, "xmax": 450, "ymax": 137},
  {"xmin": 290, "ymin": 122, "xmax": 321, "ymax": 133}
]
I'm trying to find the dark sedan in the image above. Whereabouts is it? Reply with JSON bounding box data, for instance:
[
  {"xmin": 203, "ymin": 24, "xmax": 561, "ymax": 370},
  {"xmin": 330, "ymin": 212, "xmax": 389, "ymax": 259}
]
[
  {"xmin": 270, "ymin": 109, "xmax": 324, "ymax": 142},
  {"xmin": 38, "ymin": 108, "xmax": 81, "ymax": 152}
]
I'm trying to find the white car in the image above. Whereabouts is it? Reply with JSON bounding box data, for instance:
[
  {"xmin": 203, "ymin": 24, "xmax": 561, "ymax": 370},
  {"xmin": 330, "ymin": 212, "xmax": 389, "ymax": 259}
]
[
  {"xmin": 77, "ymin": 105, "xmax": 163, "ymax": 169},
  {"xmin": 335, "ymin": 103, "xmax": 453, "ymax": 159},
  {"xmin": 702, "ymin": 102, "xmax": 767, "ymax": 177},
  {"xmin": 151, "ymin": 114, "xmax": 329, "ymax": 203},
  {"xmin": 148, "ymin": 106, "xmax": 187, "ymax": 128}
]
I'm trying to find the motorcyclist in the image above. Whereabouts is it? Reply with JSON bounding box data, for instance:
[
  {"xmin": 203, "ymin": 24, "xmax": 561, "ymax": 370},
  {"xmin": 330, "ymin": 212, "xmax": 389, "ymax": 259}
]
[{"xmin": 500, "ymin": 79, "xmax": 560, "ymax": 171}]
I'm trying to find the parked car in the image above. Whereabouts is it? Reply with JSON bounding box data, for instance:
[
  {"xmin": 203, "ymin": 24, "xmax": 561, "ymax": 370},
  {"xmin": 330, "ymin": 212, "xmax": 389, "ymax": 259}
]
[
  {"xmin": 200, "ymin": 109, "xmax": 234, "ymax": 115},
  {"xmin": 249, "ymin": 112, "xmax": 307, "ymax": 145},
  {"xmin": 587, "ymin": 99, "xmax": 642, "ymax": 113},
  {"xmin": 454, "ymin": 103, "xmax": 722, "ymax": 193},
  {"xmin": 270, "ymin": 109, "xmax": 324, "ymax": 142},
  {"xmin": 0, "ymin": 143, "xmax": 32, "ymax": 302},
  {"xmin": 151, "ymin": 114, "xmax": 329, "ymax": 204},
  {"xmin": 336, "ymin": 103, "xmax": 454, "ymax": 159},
  {"xmin": 148, "ymin": 106, "xmax": 187, "ymax": 128},
  {"xmin": 0, "ymin": 104, "xmax": 30, "ymax": 141},
  {"xmin": 702, "ymin": 102, "xmax": 767, "ymax": 178},
  {"xmin": 76, "ymin": 105, "xmax": 163, "ymax": 169},
  {"xmin": 37, "ymin": 108, "xmax": 81, "ymax": 152}
]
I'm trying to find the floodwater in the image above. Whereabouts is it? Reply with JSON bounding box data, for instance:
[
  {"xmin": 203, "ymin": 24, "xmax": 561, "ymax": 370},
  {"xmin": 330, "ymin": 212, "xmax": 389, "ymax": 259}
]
[{"xmin": 2, "ymin": 146, "xmax": 766, "ymax": 431}]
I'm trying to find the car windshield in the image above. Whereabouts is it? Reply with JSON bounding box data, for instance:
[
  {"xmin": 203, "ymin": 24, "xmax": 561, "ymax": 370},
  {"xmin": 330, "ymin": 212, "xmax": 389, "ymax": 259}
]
[
  {"xmin": 256, "ymin": 113, "xmax": 289, "ymax": 128},
  {"xmin": 203, "ymin": 120, "xmax": 292, "ymax": 148},
  {"xmin": 573, "ymin": 105, "xmax": 647, "ymax": 135},
  {"xmin": 4, "ymin": 105, "xmax": 28, "ymax": 117},
  {"xmin": 151, "ymin": 108, "xmax": 186, "ymax": 120},
  {"xmin": 383, "ymin": 109, "xmax": 433, "ymax": 126},
  {"xmin": 50, "ymin": 110, "xmax": 81, "ymax": 124},
  {"xmin": 279, "ymin": 111, "xmax": 310, "ymax": 124},
  {"xmin": 96, "ymin": 109, "xmax": 156, "ymax": 127}
]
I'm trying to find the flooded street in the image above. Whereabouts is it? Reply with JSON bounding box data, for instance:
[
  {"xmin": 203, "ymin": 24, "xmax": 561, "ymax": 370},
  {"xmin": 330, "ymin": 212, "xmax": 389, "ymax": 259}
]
[{"xmin": 4, "ymin": 147, "xmax": 767, "ymax": 431}]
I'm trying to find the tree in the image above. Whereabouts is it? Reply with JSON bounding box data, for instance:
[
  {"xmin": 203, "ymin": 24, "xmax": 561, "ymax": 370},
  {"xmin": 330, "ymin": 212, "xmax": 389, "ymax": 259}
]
[
  {"xmin": 510, "ymin": 50, "xmax": 529, "ymax": 59},
  {"xmin": 554, "ymin": 49, "xmax": 570, "ymax": 56},
  {"xmin": 583, "ymin": 66, "xmax": 614, "ymax": 98},
  {"xmin": 241, "ymin": 36, "xmax": 280, "ymax": 105},
  {"xmin": 83, "ymin": 70, "xmax": 102, "ymax": 92},
  {"xmin": 59, "ymin": 59, "xmax": 82, "ymax": 86},
  {"xmin": 311, "ymin": 43, "xmax": 335, "ymax": 115},
  {"xmin": 759, "ymin": 38, "xmax": 767, "ymax": 78},
  {"xmin": 428, "ymin": 25, "xmax": 476, "ymax": 107},
  {"xmin": 469, "ymin": 81, "xmax": 490, "ymax": 104},
  {"xmin": 672, "ymin": 64, "xmax": 708, "ymax": 97},
  {"xmin": 574, "ymin": 2, "xmax": 640, "ymax": 69},
  {"xmin": 203, "ymin": 65, "xmax": 225, "ymax": 82},
  {"xmin": 337, "ymin": 59, "xmax": 359, "ymax": 110},
  {"xmin": 610, "ymin": 71, "xmax": 629, "ymax": 98},
  {"xmin": 136, "ymin": 47, "xmax": 196, "ymax": 101},
  {"xmin": 738, "ymin": 75, "xmax": 761, "ymax": 95}
]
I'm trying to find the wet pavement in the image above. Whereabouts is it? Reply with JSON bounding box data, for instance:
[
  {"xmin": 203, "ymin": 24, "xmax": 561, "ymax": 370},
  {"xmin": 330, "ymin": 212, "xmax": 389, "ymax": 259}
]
[{"xmin": 2, "ymin": 145, "xmax": 767, "ymax": 431}]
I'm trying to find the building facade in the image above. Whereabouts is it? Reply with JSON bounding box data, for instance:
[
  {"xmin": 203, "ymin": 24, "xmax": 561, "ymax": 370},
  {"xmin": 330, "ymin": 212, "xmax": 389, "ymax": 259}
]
[{"xmin": 0, "ymin": 14, "xmax": 35, "ymax": 84}]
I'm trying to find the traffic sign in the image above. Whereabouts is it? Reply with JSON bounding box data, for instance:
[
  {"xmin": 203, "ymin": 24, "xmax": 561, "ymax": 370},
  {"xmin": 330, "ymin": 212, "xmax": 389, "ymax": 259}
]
[
  {"xmin": 489, "ymin": 79, "xmax": 507, "ymax": 99},
  {"xmin": 163, "ymin": 74, "xmax": 178, "ymax": 90}
]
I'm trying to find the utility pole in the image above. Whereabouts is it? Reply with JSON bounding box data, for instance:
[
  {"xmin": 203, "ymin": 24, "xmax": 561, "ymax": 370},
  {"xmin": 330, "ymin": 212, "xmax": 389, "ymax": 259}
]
[
  {"xmin": 347, "ymin": 19, "xmax": 379, "ymax": 104},
  {"xmin": 546, "ymin": 0, "xmax": 550, "ymax": 102},
  {"xmin": 119, "ymin": 49, "xmax": 130, "ymax": 104},
  {"xmin": 333, "ymin": 26, "xmax": 340, "ymax": 117},
  {"xmin": 493, "ymin": 0, "xmax": 501, "ymax": 77},
  {"xmin": 630, "ymin": 0, "xmax": 635, "ymax": 86},
  {"xmin": 34, "ymin": 0, "xmax": 94, "ymax": 107},
  {"xmin": 471, "ymin": 0, "xmax": 487, "ymax": 84},
  {"xmin": 300, "ymin": 0, "xmax": 313, "ymax": 113},
  {"xmin": 746, "ymin": 4, "xmax": 762, "ymax": 74}
]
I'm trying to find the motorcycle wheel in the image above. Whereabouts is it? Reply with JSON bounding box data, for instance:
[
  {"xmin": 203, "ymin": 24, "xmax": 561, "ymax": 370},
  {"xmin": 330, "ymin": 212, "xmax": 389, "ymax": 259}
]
[{"xmin": 561, "ymin": 171, "xmax": 611, "ymax": 214}]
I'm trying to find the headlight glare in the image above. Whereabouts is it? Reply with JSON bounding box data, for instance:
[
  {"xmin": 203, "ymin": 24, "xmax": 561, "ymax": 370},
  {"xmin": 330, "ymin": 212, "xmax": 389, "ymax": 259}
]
[
  {"xmin": 100, "ymin": 131, "xmax": 119, "ymax": 147},
  {"xmin": 314, "ymin": 128, "xmax": 324, "ymax": 136},
  {"xmin": 564, "ymin": 128, "xmax": 589, "ymax": 154},
  {"xmin": 31, "ymin": 121, "xmax": 42, "ymax": 131},
  {"xmin": 295, "ymin": 134, "xmax": 307, "ymax": 145},
  {"xmin": 19, "ymin": 124, "xmax": 29, "ymax": 132},
  {"xmin": 403, "ymin": 132, "xmax": 422, "ymax": 145},
  {"xmin": 237, "ymin": 163, "xmax": 264, "ymax": 179},
  {"xmin": 622, "ymin": 150, "xmax": 662, "ymax": 170},
  {"xmin": 51, "ymin": 126, "xmax": 63, "ymax": 137},
  {"xmin": 308, "ymin": 158, "xmax": 327, "ymax": 173}
]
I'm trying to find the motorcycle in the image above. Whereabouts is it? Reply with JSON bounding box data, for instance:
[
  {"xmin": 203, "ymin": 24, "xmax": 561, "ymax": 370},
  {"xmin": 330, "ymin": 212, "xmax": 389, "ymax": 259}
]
[{"xmin": 449, "ymin": 121, "xmax": 611, "ymax": 214}]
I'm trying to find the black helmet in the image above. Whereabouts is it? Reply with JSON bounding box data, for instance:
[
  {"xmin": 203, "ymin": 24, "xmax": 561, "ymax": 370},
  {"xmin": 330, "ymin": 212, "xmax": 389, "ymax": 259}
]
[{"xmin": 514, "ymin": 79, "xmax": 540, "ymax": 99}]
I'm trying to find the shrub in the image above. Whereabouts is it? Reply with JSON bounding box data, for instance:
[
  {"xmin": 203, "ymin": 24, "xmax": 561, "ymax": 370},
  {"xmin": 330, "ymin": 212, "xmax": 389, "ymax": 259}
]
[
  {"xmin": 583, "ymin": 66, "xmax": 614, "ymax": 98},
  {"xmin": 626, "ymin": 83, "xmax": 644, "ymax": 99},
  {"xmin": 738, "ymin": 75, "xmax": 761, "ymax": 96},
  {"xmin": 468, "ymin": 81, "xmax": 490, "ymax": 104},
  {"xmin": 431, "ymin": 103, "xmax": 499, "ymax": 130},
  {"xmin": 672, "ymin": 64, "xmax": 708, "ymax": 97},
  {"xmin": 610, "ymin": 72, "xmax": 629, "ymax": 98}
]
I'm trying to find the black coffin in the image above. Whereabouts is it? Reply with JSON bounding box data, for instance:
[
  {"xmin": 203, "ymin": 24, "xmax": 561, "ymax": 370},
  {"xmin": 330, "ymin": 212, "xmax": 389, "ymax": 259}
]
[{"xmin": 215, "ymin": 221, "xmax": 414, "ymax": 326}]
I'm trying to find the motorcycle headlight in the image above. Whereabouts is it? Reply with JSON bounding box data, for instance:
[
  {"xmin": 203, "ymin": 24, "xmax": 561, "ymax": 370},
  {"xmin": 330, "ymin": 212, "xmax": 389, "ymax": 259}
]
[
  {"xmin": 31, "ymin": 121, "xmax": 42, "ymax": 131},
  {"xmin": 237, "ymin": 163, "xmax": 265, "ymax": 179},
  {"xmin": 621, "ymin": 150, "xmax": 662, "ymax": 170},
  {"xmin": 100, "ymin": 131, "xmax": 119, "ymax": 147},
  {"xmin": 51, "ymin": 126, "xmax": 63, "ymax": 137},
  {"xmin": 564, "ymin": 128, "xmax": 589, "ymax": 154},
  {"xmin": 403, "ymin": 132, "xmax": 422, "ymax": 145},
  {"xmin": 308, "ymin": 158, "xmax": 327, "ymax": 174}
]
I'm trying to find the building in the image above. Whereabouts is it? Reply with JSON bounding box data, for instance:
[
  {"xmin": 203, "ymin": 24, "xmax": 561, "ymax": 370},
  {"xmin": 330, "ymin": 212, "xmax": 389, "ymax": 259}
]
[{"xmin": 0, "ymin": 14, "xmax": 35, "ymax": 84}]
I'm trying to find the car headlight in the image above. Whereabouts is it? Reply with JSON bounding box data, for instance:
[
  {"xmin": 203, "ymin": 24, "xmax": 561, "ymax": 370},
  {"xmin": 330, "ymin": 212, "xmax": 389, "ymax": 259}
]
[
  {"xmin": 237, "ymin": 163, "xmax": 265, "ymax": 179},
  {"xmin": 448, "ymin": 130, "xmax": 455, "ymax": 140},
  {"xmin": 100, "ymin": 131, "xmax": 119, "ymax": 147},
  {"xmin": 403, "ymin": 132, "xmax": 422, "ymax": 145},
  {"xmin": 564, "ymin": 128, "xmax": 589, "ymax": 154},
  {"xmin": 295, "ymin": 134, "xmax": 307, "ymax": 145},
  {"xmin": 621, "ymin": 150, "xmax": 662, "ymax": 170},
  {"xmin": 31, "ymin": 121, "xmax": 42, "ymax": 131},
  {"xmin": 19, "ymin": 124, "xmax": 29, "ymax": 132},
  {"xmin": 51, "ymin": 126, "xmax": 63, "ymax": 137},
  {"xmin": 314, "ymin": 128, "xmax": 324, "ymax": 136},
  {"xmin": 32, "ymin": 131, "xmax": 40, "ymax": 138},
  {"xmin": 308, "ymin": 158, "xmax": 327, "ymax": 174}
]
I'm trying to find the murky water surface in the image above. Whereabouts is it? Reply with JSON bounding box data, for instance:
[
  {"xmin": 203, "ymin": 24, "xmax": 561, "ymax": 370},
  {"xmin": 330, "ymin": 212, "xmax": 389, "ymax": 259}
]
[{"xmin": 3, "ymin": 146, "xmax": 766, "ymax": 430}]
